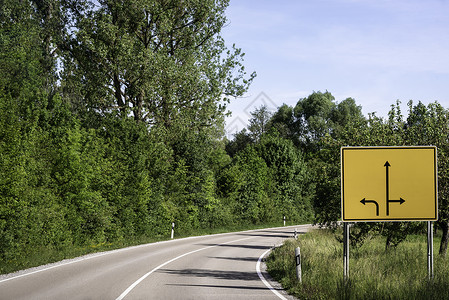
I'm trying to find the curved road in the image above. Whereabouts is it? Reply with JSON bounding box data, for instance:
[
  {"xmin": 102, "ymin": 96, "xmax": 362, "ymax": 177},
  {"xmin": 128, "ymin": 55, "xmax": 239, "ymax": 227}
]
[{"xmin": 0, "ymin": 225, "xmax": 310, "ymax": 299}]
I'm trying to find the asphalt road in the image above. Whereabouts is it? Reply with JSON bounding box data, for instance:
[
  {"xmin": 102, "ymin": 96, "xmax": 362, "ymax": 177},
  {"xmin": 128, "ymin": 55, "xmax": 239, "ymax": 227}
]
[{"xmin": 0, "ymin": 225, "xmax": 311, "ymax": 299}]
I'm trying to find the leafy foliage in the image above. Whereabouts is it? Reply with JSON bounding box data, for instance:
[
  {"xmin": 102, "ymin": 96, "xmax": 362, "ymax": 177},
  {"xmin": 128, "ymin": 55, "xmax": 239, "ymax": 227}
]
[
  {"xmin": 1, "ymin": 0, "xmax": 449, "ymax": 275},
  {"xmin": 266, "ymin": 93, "xmax": 449, "ymax": 252}
]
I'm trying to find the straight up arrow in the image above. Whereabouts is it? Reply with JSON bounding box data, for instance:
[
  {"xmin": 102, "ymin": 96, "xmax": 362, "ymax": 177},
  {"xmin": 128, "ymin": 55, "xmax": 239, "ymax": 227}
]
[
  {"xmin": 385, "ymin": 161, "xmax": 405, "ymax": 216},
  {"xmin": 385, "ymin": 161, "xmax": 390, "ymax": 206}
]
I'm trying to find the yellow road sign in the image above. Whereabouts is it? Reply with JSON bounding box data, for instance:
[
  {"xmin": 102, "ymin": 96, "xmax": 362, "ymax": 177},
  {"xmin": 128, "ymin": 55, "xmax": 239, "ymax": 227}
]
[{"xmin": 341, "ymin": 146, "xmax": 437, "ymax": 222}]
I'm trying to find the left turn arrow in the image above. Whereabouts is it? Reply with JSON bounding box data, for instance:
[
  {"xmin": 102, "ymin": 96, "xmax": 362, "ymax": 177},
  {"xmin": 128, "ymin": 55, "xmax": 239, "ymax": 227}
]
[{"xmin": 360, "ymin": 198, "xmax": 379, "ymax": 216}]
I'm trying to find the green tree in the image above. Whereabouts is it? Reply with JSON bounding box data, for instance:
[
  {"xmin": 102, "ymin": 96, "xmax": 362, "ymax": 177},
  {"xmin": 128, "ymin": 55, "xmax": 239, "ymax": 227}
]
[
  {"xmin": 224, "ymin": 131, "xmax": 313, "ymax": 224},
  {"xmin": 232, "ymin": 147, "xmax": 271, "ymax": 223},
  {"xmin": 0, "ymin": 0, "xmax": 47, "ymax": 114},
  {"xmin": 256, "ymin": 135, "xmax": 313, "ymax": 222},
  {"xmin": 63, "ymin": 0, "xmax": 255, "ymax": 127},
  {"xmin": 0, "ymin": 0, "xmax": 70, "ymax": 262},
  {"xmin": 293, "ymin": 91, "xmax": 336, "ymax": 150},
  {"xmin": 330, "ymin": 97, "xmax": 365, "ymax": 136},
  {"xmin": 317, "ymin": 100, "xmax": 449, "ymax": 250},
  {"xmin": 225, "ymin": 129, "xmax": 253, "ymax": 157},
  {"xmin": 270, "ymin": 92, "xmax": 365, "ymax": 152},
  {"xmin": 248, "ymin": 105, "xmax": 273, "ymax": 142},
  {"xmin": 405, "ymin": 101, "xmax": 449, "ymax": 256},
  {"xmin": 310, "ymin": 136, "xmax": 342, "ymax": 226},
  {"xmin": 269, "ymin": 104, "xmax": 298, "ymax": 142}
]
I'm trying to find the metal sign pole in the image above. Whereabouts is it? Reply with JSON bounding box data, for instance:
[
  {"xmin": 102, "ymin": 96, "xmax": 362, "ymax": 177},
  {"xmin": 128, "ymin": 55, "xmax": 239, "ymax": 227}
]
[
  {"xmin": 343, "ymin": 222, "xmax": 349, "ymax": 281},
  {"xmin": 427, "ymin": 221, "xmax": 434, "ymax": 279}
]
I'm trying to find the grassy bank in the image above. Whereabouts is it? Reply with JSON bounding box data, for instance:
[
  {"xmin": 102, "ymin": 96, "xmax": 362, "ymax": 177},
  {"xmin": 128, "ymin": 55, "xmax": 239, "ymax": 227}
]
[
  {"xmin": 0, "ymin": 221, "xmax": 294, "ymax": 275},
  {"xmin": 266, "ymin": 229, "xmax": 449, "ymax": 299}
]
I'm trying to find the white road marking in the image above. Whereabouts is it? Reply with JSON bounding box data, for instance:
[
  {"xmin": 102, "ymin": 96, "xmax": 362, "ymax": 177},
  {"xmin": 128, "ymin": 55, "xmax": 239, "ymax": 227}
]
[
  {"xmin": 1, "ymin": 225, "xmax": 307, "ymax": 298},
  {"xmin": 257, "ymin": 249, "xmax": 288, "ymax": 300},
  {"xmin": 0, "ymin": 251, "xmax": 112, "ymax": 284},
  {"xmin": 0, "ymin": 225, "xmax": 303, "ymax": 284},
  {"xmin": 115, "ymin": 236, "xmax": 253, "ymax": 300},
  {"xmin": 116, "ymin": 225, "xmax": 307, "ymax": 299}
]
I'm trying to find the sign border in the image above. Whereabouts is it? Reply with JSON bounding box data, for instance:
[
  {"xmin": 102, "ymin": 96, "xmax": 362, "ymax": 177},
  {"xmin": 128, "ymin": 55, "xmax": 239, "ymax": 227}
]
[{"xmin": 341, "ymin": 146, "xmax": 438, "ymax": 222}]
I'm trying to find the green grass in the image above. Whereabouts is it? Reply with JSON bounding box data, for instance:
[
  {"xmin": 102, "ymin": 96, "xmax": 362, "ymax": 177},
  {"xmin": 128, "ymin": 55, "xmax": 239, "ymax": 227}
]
[
  {"xmin": 266, "ymin": 229, "xmax": 449, "ymax": 300},
  {"xmin": 0, "ymin": 221, "xmax": 297, "ymax": 275}
]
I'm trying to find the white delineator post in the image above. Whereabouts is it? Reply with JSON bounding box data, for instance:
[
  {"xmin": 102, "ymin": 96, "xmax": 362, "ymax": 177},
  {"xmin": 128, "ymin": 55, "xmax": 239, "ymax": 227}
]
[
  {"xmin": 295, "ymin": 247, "xmax": 302, "ymax": 283},
  {"xmin": 171, "ymin": 222, "xmax": 175, "ymax": 239},
  {"xmin": 283, "ymin": 216, "xmax": 286, "ymax": 226}
]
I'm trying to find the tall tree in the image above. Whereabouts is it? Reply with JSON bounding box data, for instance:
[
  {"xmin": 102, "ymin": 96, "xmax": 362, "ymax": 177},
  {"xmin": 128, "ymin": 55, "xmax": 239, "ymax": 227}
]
[
  {"xmin": 330, "ymin": 97, "xmax": 365, "ymax": 136},
  {"xmin": 256, "ymin": 134, "xmax": 313, "ymax": 221},
  {"xmin": 247, "ymin": 105, "xmax": 272, "ymax": 142},
  {"xmin": 271, "ymin": 92, "xmax": 365, "ymax": 152},
  {"xmin": 31, "ymin": 0, "xmax": 67, "ymax": 93},
  {"xmin": 293, "ymin": 91, "xmax": 336, "ymax": 149},
  {"xmin": 269, "ymin": 104, "xmax": 297, "ymax": 142},
  {"xmin": 63, "ymin": 0, "xmax": 255, "ymax": 127},
  {"xmin": 0, "ymin": 0, "xmax": 45, "ymax": 103}
]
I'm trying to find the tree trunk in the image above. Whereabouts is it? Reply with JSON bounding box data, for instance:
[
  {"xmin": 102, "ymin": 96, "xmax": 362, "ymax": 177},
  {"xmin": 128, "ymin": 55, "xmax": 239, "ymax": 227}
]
[
  {"xmin": 113, "ymin": 73, "xmax": 129, "ymax": 118},
  {"xmin": 385, "ymin": 235, "xmax": 392, "ymax": 252},
  {"xmin": 134, "ymin": 91, "xmax": 144, "ymax": 122},
  {"xmin": 439, "ymin": 221, "xmax": 449, "ymax": 256}
]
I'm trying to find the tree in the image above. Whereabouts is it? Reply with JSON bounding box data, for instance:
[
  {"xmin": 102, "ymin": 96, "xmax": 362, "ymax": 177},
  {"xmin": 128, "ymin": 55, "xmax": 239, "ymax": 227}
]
[
  {"xmin": 255, "ymin": 134, "xmax": 313, "ymax": 222},
  {"xmin": 269, "ymin": 104, "xmax": 297, "ymax": 142},
  {"xmin": 225, "ymin": 128, "xmax": 253, "ymax": 157},
  {"xmin": 330, "ymin": 97, "xmax": 365, "ymax": 136},
  {"xmin": 0, "ymin": 1, "xmax": 75, "ymax": 259},
  {"xmin": 247, "ymin": 105, "xmax": 273, "ymax": 142},
  {"xmin": 293, "ymin": 91, "xmax": 336, "ymax": 150},
  {"xmin": 63, "ymin": 0, "xmax": 255, "ymax": 128},
  {"xmin": 0, "ymin": 0, "xmax": 46, "ymax": 109},
  {"xmin": 315, "ymin": 100, "xmax": 449, "ymax": 251},
  {"xmin": 405, "ymin": 101, "xmax": 449, "ymax": 256},
  {"xmin": 232, "ymin": 147, "xmax": 271, "ymax": 223},
  {"xmin": 269, "ymin": 92, "xmax": 365, "ymax": 153}
]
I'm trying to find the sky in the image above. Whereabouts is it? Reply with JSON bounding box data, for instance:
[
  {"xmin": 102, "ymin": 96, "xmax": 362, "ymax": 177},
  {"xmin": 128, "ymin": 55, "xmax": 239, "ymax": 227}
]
[{"xmin": 221, "ymin": 0, "xmax": 449, "ymax": 137}]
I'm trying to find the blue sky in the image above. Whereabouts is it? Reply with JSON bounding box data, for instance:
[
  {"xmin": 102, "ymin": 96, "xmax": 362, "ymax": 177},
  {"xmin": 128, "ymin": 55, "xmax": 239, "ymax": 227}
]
[{"xmin": 221, "ymin": 0, "xmax": 449, "ymax": 137}]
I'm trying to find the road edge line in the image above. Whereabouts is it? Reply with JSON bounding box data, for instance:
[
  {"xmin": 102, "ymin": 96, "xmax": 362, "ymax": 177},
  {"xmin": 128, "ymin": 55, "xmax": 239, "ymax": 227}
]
[{"xmin": 256, "ymin": 249, "xmax": 288, "ymax": 300}]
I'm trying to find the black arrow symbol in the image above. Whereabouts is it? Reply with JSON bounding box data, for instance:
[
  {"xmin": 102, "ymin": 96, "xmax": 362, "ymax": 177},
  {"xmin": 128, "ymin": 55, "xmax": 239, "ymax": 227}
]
[
  {"xmin": 360, "ymin": 198, "xmax": 379, "ymax": 216},
  {"xmin": 389, "ymin": 198, "xmax": 406, "ymax": 205},
  {"xmin": 385, "ymin": 161, "xmax": 390, "ymax": 216},
  {"xmin": 384, "ymin": 161, "xmax": 405, "ymax": 216},
  {"xmin": 385, "ymin": 161, "xmax": 390, "ymax": 202}
]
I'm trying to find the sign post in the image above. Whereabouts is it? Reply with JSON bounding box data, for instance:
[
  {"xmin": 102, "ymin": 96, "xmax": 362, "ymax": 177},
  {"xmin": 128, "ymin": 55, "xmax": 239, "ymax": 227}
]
[
  {"xmin": 343, "ymin": 223, "xmax": 349, "ymax": 281},
  {"xmin": 341, "ymin": 146, "xmax": 438, "ymax": 280},
  {"xmin": 428, "ymin": 221, "xmax": 434, "ymax": 279}
]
